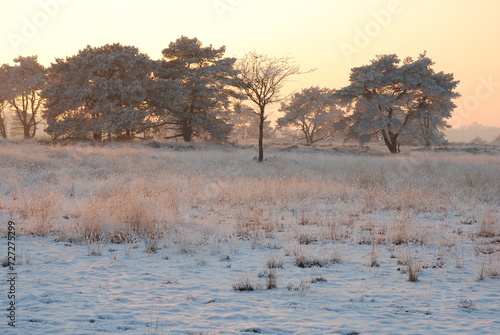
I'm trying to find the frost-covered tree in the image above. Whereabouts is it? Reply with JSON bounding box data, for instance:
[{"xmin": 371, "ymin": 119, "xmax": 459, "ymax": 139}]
[
  {"xmin": 43, "ymin": 44, "xmax": 157, "ymax": 140},
  {"xmin": 0, "ymin": 56, "xmax": 46, "ymax": 139},
  {"xmin": 237, "ymin": 52, "xmax": 302, "ymax": 162},
  {"xmin": 277, "ymin": 87, "xmax": 342, "ymax": 145},
  {"xmin": 0, "ymin": 68, "xmax": 7, "ymax": 138},
  {"xmin": 0, "ymin": 72, "xmax": 7, "ymax": 138},
  {"xmin": 470, "ymin": 136, "xmax": 486, "ymax": 144},
  {"xmin": 336, "ymin": 53, "xmax": 460, "ymax": 153},
  {"xmin": 0, "ymin": 101, "xmax": 7, "ymax": 138},
  {"xmin": 156, "ymin": 36, "xmax": 241, "ymax": 142},
  {"xmin": 225, "ymin": 102, "xmax": 275, "ymax": 141}
]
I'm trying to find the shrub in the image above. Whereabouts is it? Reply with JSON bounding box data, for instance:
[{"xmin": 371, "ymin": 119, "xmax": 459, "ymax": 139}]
[
  {"xmin": 459, "ymin": 299, "xmax": 477, "ymax": 310},
  {"xmin": 400, "ymin": 247, "xmax": 423, "ymax": 282},
  {"xmin": 477, "ymin": 207, "xmax": 499, "ymax": 238},
  {"xmin": 286, "ymin": 279, "xmax": 311, "ymax": 296},
  {"xmin": 478, "ymin": 254, "xmax": 500, "ymax": 280},
  {"xmin": 369, "ymin": 243, "xmax": 380, "ymax": 267},
  {"xmin": 293, "ymin": 246, "xmax": 341, "ymax": 268},
  {"xmin": 232, "ymin": 273, "xmax": 258, "ymax": 291},
  {"xmin": 266, "ymin": 269, "xmax": 277, "ymax": 290},
  {"xmin": 266, "ymin": 253, "xmax": 284, "ymax": 269}
]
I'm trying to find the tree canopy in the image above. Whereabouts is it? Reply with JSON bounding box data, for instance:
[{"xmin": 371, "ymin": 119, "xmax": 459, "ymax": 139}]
[
  {"xmin": 277, "ymin": 86, "xmax": 342, "ymax": 145},
  {"xmin": 0, "ymin": 56, "xmax": 46, "ymax": 138},
  {"xmin": 0, "ymin": 42, "xmax": 464, "ymax": 151},
  {"xmin": 156, "ymin": 36, "xmax": 242, "ymax": 142},
  {"xmin": 336, "ymin": 53, "xmax": 460, "ymax": 153},
  {"xmin": 237, "ymin": 52, "xmax": 302, "ymax": 161},
  {"xmin": 43, "ymin": 43, "xmax": 157, "ymax": 140}
]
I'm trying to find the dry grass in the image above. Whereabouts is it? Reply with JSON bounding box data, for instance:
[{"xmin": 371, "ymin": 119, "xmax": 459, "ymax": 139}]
[
  {"xmin": 369, "ymin": 243, "xmax": 379, "ymax": 267},
  {"xmin": 452, "ymin": 244, "xmax": 465, "ymax": 268},
  {"xmin": 13, "ymin": 188, "xmax": 62, "ymax": 236},
  {"xmin": 399, "ymin": 247, "xmax": 423, "ymax": 282},
  {"xmin": 476, "ymin": 207, "xmax": 499, "ymax": 238},
  {"xmin": 294, "ymin": 246, "xmax": 341, "ymax": 268},
  {"xmin": 0, "ymin": 140, "xmax": 498, "ymax": 260},
  {"xmin": 266, "ymin": 253, "xmax": 284, "ymax": 269},
  {"xmin": 385, "ymin": 210, "xmax": 428, "ymax": 246},
  {"xmin": 232, "ymin": 272, "xmax": 258, "ymax": 291},
  {"xmin": 459, "ymin": 299, "xmax": 477, "ymax": 310},
  {"xmin": 266, "ymin": 268, "xmax": 278, "ymax": 290},
  {"xmin": 286, "ymin": 279, "xmax": 312, "ymax": 296},
  {"xmin": 478, "ymin": 254, "xmax": 500, "ymax": 280}
]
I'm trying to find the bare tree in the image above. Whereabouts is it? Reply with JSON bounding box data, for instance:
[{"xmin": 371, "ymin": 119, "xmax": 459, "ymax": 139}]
[{"xmin": 237, "ymin": 52, "xmax": 302, "ymax": 162}]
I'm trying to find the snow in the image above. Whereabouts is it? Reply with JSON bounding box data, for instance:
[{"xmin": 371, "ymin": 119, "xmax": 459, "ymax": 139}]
[
  {"xmin": 1, "ymin": 141, "xmax": 499, "ymax": 334},
  {"xmin": 4, "ymin": 232, "xmax": 500, "ymax": 334}
]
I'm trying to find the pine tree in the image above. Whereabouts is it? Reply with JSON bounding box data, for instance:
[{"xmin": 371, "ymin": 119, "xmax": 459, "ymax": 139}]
[
  {"xmin": 156, "ymin": 36, "xmax": 241, "ymax": 143},
  {"xmin": 336, "ymin": 53, "xmax": 460, "ymax": 153},
  {"xmin": 43, "ymin": 44, "xmax": 157, "ymax": 140}
]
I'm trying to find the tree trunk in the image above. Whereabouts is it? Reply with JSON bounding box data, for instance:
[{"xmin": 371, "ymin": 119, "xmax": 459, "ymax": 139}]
[
  {"xmin": 308, "ymin": 131, "xmax": 314, "ymax": 145},
  {"xmin": 422, "ymin": 115, "xmax": 432, "ymax": 147},
  {"xmin": 181, "ymin": 105, "xmax": 194, "ymax": 142},
  {"xmin": 16, "ymin": 109, "xmax": 33, "ymax": 139},
  {"xmin": 258, "ymin": 108, "xmax": 264, "ymax": 162},
  {"xmin": 381, "ymin": 129, "xmax": 400, "ymax": 154},
  {"xmin": 30, "ymin": 123, "xmax": 36, "ymax": 138},
  {"xmin": 0, "ymin": 118, "xmax": 7, "ymax": 138},
  {"xmin": 23, "ymin": 126, "xmax": 31, "ymax": 139},
  {"xmin": 93, "ymin": 131, "xmax": 102, "ymax": 141},
  {"xmin": 182, "ymin": 118, "xmax": 193, "ymax": 142},
  {"xmin": 302, "ymin": 124, "xmax": 312, "ymax": 145}
]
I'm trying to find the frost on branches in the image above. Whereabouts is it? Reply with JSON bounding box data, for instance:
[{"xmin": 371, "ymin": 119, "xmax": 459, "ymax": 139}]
[
  {"xmin": 0, "ymin": 76, "xmax": 8, "ymax": 138},
  {"xmin": 225, "ymin": 102, "xmax": 275, "ymax": 141},
  {"xmin": 336, "ymin": 53, "xmax": 460, "ymax": 153},
  {"xmin": 0, "ymin": 100, "xmax": 7, "ymax": 138},
  {"xmin": 156, "ymin": 36, "xmax": 242, "ymax": 143},
  {"xmin": 0, "ymin": 56, "xmax": 46, "ymax": 139},
  {"xmin": 43, "ymin": 44, "xmax": 157, "ymax": 140},
  {"xmin": 277, "ymin": 86, "xmax": 342, "ymax": 145},
  {"xmin": 237, "ymin": 52, "xmax": 302, "ymax": 161}
]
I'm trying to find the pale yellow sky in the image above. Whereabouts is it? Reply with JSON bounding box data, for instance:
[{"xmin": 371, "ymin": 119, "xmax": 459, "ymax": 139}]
[{"xmin": 1, "ymin": 0, "xmax": 499, "ymax": 128}]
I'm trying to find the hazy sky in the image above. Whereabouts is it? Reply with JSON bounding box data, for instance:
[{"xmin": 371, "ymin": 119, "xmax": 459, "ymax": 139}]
[{"xmin": 1, "ymin": 0, "xmax": 499, "ymax": 128}]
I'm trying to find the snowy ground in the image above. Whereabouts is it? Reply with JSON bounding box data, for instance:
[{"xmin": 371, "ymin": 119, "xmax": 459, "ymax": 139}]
[
  {"xmin": 5, "ymin": 233, "xmax": 500, "ymax": 335},
  {"xmin": 1, "ymin": 140, "xmax": 499, "ymax": 334}
]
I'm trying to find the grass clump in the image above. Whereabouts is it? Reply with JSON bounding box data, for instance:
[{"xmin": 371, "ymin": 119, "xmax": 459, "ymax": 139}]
[
  {"xmin": 232, "ymin": 273, "xmax": 258, "ymax": 291},
  {"xmin": 286, "ymin": 279, "xmax": 312, "ymax": 296},
  {"xmin": 294, "ymin": 247, "xmax": 341, "ymax": 268}
]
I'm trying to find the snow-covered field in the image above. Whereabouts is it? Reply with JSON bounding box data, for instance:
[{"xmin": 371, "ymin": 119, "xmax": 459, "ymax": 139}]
[{"xmin": 1, "ymin": 140, "xmax": 499, "ymax": 334}]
